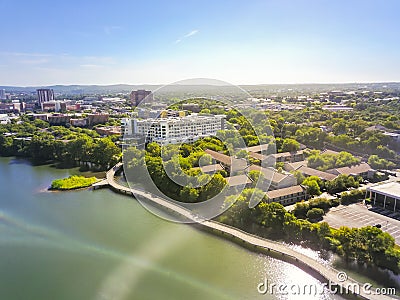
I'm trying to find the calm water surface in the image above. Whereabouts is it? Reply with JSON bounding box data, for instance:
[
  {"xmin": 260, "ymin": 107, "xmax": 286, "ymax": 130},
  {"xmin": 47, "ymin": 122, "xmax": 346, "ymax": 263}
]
[{"xmin": 0, "ymin": 157, "xmax": 392, "ymax": 300}]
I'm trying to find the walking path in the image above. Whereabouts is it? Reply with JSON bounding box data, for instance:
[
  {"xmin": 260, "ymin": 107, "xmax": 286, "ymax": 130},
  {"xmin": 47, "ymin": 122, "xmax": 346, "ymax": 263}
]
[{"xmin": 95, "ymin": 163, "xmax": 396, "ymax": 300}]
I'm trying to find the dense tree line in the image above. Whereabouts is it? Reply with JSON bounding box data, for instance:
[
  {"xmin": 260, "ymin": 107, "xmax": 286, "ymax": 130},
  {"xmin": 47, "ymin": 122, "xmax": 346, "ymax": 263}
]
[
  {"xmin": 368, "ymin": 154, "xmax": 396, "ymax": 169},
  {"xmin": 124, "ymin": 140, "xmax": 230, "ymax": 203},
  {"xmin": 306, "ymin": 150, "xmax": 360, "ymax": 171},
  {"xmin": 219, "ymin": 189, "xmax": 400, "ymax": 273},
  {"xmin": 0, "ymin": 118, "xmax": 120, "ymax": 170}
]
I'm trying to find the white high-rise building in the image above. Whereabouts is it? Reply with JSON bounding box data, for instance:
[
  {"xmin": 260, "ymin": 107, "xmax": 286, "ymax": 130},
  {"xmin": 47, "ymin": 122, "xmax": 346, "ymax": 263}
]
[{"xmin": 124, "ymin": 114, "xmax": 226, "ymax": 145}]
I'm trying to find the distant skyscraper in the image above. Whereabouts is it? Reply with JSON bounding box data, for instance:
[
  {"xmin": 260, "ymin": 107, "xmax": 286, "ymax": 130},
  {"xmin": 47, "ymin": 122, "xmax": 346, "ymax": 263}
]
[
  {"xmin": 37, "ymin": 89, "xmax": 55, "ymax": 105},
  {"xmin": 130, "ymin": 90, "xmax": 152, "ymax": 106},
  {"xmin": 0, "ymin": 89, "xmax": 5, "ymax": 100}
]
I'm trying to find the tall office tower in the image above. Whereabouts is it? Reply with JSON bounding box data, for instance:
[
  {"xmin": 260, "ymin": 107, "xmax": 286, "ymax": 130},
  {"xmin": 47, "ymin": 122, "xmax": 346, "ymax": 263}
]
[
  {"xmin": 37, "ymin": 89, "xmax": 55, "ymax": 105},
  {"xmin": 0, "ymin": 89, "xmax": 5, "ymax": 100},
  {"xmin": 130, "ymin": 90, "xmax": 153, "ymax": 106}
]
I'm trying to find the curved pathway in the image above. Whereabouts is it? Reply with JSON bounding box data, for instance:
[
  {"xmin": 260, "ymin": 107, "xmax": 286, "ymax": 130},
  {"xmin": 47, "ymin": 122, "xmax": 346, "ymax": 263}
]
[{"xmin": 99, "ymin": 163, "xmax": 395, "ymax": 300}]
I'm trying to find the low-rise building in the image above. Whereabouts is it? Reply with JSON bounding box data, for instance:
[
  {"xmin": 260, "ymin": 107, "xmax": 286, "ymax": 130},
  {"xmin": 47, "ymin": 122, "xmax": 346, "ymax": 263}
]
[
  {"xmin": 66, "ymin": 104, "xmax": 81, "ymax": 111},
  {"xmin": 326, "ymin": 163, "xmax": 374, "ymax": 180},
  {"xmin": 383, "ymin": 132, "xmax": 400, "ymax": 143},
  {"xmin": 87, "ymin": 113, "xmax": 109, "ymax": 126},
  {"xmin": 322, "ymin": 105, "xmax": 353, "ymax": 111},
  {"xmin": 95, "ymin": 126, "xmax": 121, "ymax": 136},
  {"xmin": 297, "ymin": 166, "xmax": 337, "ymax": 181},
  {"xmin": 248, "ymin": 165, "xmax": 297, "ymax": 190},
  {"xmin": 41, "ymin": 100, "xmax": 70, "ymax": 112},
  {"xmin": 265, "ymin": 185, "xmax": 308, "ymax": 206},
  {"xmin": 367, "ymin": 182, "xmax": 400, "ymax": 211},
  {"xmin": 130, "ymin": 90, "xmax": 153, "ymax": 106},
  {"xmin": 0, "ymin": 114, "xmax": 11, "ymax": 124},
  {"xmin": 198, "ymin": 164, "xmax": 224, "ymax": 174},
  {"xmin": 365, "ymin": 125, "xmax": 388, "ymax": 132},
  {"xmin": 70, "ymin": 118, "xmax": 87, "ymax": 127},
  {"xmin": 30, "ymin": 113, "xmax": 49, "ymax": 121},
  {"xmin": 205, "ymin": 149, "xmax": 248, "ymax": 173},
  {"xmin": 246, "ymin": 143, "xmax": 271, "ymax": 153},
  {"xmin": 226, "ymin": 174, "xmax": 252, "ymax": 187},
  {"xmin": 182, "ymin": 103, "xmax": 201, "ymax": 113},
  {"xmin": 48, "ymin": 114, "xmax": 71, "ymax": 125},
  {"xmin": 273, "ymin": 150, "xmax": 305, "ymax": 163},
  {"xmin": 0, "ymin": 103, "xmax": 17, "ymax": 113},
  {"xmin": 283, "ymin": 160, "xmax": 308, "ymax": 171}
]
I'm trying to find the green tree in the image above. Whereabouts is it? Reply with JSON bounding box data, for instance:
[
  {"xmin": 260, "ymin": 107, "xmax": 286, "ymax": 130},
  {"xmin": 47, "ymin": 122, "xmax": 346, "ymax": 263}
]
[
  {"xmin": 326, "ymin": 175, "xmax": 359, "ymax": 194},
  {"xmin": 332, "ymin": 121, "xmax": 347, "ymax": 135},
  {"xmin": 368, "ymin": 155, "xmax": 395, "ymax": 169},
  {"xmin": 281, "ymin": 138, "xmax": 300, "ymax": 152},
  {"xmin": 92, "ymin": 137, "xmax": 120, "ymax": 169},
  {"xmin": 292, "ymin": 201, "xmax": 309, "ymax": 219},
  {"xmin": 291, "ymin": 170, "xmax": 305, "ymax": 185},
  {"xmin": 179, "ymin": 186, "xmax": 199, "ymax": 203},
  {"xmin": 302, "ymin": 176, "xmax": 322, "ymax": 196},
  {"xmin": 257, "ymin": 202, "xmax": 287, "ymax": 233},
  {"xmin": 198, "ymin": 173, "xmax": 227, "ymax": 201},
  {"xmin": 306, "ymin": 208, "xmax": 324, "ymax": 222}
]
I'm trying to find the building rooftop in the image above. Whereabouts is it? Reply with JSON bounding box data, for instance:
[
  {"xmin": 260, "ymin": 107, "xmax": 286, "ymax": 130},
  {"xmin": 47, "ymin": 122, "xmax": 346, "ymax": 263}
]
[
  {"xmin": 284, "ymin": 160, "xmax": 308, "ymax": 171},
  {"xmin": 135, "ymin": 113, "xmax": 225, "ymax": 123},
  {"xmin": 327, "ymin": 163, "xmax": 372, "ymax": 176},
  {"xmin": 204, "ymin": 149, "xmax": 231, "ymax": 165},
  {"xmin": 365, "ymin": 125, "xmax": 388, "ymax": 132},
  {"xmin": 246, "ymin": 143, "xmax": 270, "ymax": 153},
  {"xmin": 248, "ymin": 165, "xmax": 292, "ymax": 183},
  {"xmin": 383, "ymin": 132, "xmax": 400, "ymax": 138},
  {"xmin": 321, "ymin": 149, "xmax": 341, "ymax": 156},
  {"xmin": 367, "ymin": 182, "xmax": 400, "ymax": 199},
  {"xmin": 273, "ymin": 150, "xmax": 305, "ymax": 159},
  {"xmin": 204, "ymin": 149, "xmax": 248, "ymax": 170},
  {"xmin": 199, "ymin": 164, "xmax": 224, "ymax": 173},
  {"xmin": 248, "ymin": 151, "xmax": 267, "ymax": 161},
  {"xmin": 297, "ymin": 166, "xmax": 337, "ymax": 181},
  {"xmin": 226, "ymin": 174, "xmax": 252, "ymax": 187},
  {"xmin": 265, "ymin": 185, "xmax": 305, "ymax": 199}
]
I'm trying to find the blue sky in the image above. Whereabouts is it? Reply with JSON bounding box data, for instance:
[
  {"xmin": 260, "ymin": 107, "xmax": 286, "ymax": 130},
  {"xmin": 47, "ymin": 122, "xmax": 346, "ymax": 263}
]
[{"xmin": 1, "ymin": 0, "xmax": 400, "ymax": 85}]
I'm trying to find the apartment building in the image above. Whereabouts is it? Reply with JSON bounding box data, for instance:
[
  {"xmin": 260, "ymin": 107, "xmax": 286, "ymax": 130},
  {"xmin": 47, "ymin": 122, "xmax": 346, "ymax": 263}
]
[
  {"xmin": 125, "ymin": 114, "xmax": 226, "ymax": 145},
  {"xmin": 265, "ymin": 185, "xmax": 308, "ymax": 206}
]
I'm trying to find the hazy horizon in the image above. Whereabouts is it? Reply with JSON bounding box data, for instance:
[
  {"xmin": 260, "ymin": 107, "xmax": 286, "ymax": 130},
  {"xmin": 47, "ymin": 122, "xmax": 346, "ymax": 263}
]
[
  {"xmin": 2, "ymin": 80, "xmax": 400, "ymax": 89},
  {"xmin": 1, "ymin": 1, "xmax": 400, "ymax": 86}
]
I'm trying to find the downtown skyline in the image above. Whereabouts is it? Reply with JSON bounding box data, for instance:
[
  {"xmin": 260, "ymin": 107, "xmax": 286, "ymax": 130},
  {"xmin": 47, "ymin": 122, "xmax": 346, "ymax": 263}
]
[{"xmin": 1, "ymin": 0, "xmax": 400, "ymax": 86}]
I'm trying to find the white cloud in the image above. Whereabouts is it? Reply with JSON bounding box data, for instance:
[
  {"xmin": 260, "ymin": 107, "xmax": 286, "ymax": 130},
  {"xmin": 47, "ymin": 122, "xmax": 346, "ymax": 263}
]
[
  {"xmin": 175, "ymin": 29, "xmax": 199, "ymax": 44},
  {"xmin": 18, "ymin": 58, "xmax": 49, "ymax": 65},
  {"xmin": 80, "ymin": 64, "xmax": 104, "ymax": 68},
  {"xmin": 183, "ymin": 29, "xmax": 199, "ymax": 38}
]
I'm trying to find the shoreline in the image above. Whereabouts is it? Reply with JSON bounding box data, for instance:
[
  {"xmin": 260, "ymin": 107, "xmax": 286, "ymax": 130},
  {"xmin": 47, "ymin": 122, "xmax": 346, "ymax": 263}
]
[
  {"xmin": 25, "ymin": 158, "xmax": 400, "ymax": 298},
  {"xmin": 99, "ymin": 163, "xmax": 395, "ymax": 300}
]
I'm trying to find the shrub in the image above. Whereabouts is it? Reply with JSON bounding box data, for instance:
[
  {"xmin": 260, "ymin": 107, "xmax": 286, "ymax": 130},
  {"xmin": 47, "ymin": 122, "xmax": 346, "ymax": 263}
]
[
  {"xmin": 306, "ymin": 208, "xmax": 325, "ymax": 222},
  {"xmin": 340, "ymin": 189, "xmax": 365, "ymax": 205}
]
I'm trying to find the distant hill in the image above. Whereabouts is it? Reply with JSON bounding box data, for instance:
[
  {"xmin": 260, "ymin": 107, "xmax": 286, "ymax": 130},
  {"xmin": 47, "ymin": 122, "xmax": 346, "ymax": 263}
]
[
  {"xmin": 0, "ymin": 84, "xmax": 162, "ymax": 94},
  {"xmin": 1, "ymin": 82, "xmax": 400, "ymax": 95}
]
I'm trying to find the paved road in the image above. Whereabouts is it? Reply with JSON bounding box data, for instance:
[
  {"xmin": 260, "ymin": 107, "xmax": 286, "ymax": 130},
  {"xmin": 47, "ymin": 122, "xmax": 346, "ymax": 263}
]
[{"xmin": 99, "ymin": 163, "xmax": 397, "ymax": 300}]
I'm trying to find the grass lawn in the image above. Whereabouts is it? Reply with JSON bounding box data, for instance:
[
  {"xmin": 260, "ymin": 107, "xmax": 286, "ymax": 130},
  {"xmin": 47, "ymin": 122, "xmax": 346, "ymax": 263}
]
[{"xmin": 50, "ymin": 175, "xmax": 98, "ymax": 190}]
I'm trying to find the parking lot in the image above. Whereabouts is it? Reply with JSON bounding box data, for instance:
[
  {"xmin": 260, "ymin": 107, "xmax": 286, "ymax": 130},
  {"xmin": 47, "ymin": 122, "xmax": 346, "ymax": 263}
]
[{"xmin": 323, "ymin": 202, "xmax": 400, "ymax": 244}]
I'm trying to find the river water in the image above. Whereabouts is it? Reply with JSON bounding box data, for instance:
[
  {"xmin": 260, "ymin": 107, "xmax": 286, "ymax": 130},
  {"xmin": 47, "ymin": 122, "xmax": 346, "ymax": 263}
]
[{"xmin": 0, "ymin": 157, "xmax": 397, "ymax": 300}]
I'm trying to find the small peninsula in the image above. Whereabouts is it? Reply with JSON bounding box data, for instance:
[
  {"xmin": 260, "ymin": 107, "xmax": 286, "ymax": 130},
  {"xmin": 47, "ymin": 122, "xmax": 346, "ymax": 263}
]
[{"xmin": 50, "ymin": 175, "xmax": 98, "ymax": 191}]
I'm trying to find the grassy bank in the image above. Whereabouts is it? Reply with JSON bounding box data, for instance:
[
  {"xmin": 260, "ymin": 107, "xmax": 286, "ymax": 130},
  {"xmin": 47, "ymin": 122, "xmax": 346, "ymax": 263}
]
[{"xmin": 50, "ymin": 175, "xmax": 98, "ymax": 190}]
